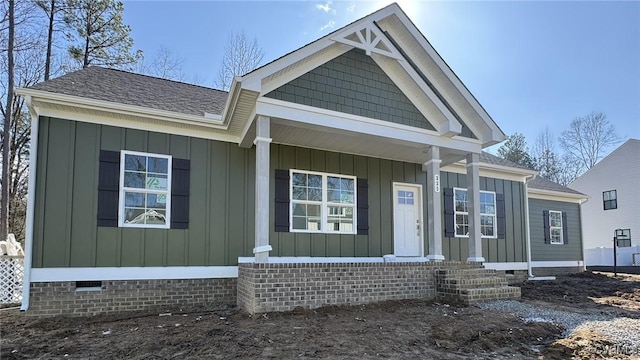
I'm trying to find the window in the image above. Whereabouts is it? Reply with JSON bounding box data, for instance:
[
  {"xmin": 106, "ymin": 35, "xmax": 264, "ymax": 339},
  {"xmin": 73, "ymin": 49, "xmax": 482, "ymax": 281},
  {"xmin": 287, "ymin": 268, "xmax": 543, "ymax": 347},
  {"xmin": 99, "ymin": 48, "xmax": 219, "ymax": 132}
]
[
  {"xmin": 453, "ymin": 188, "xmax": 496, "ymax": 238},
  {"xmin": 603, "ymin": 190, "xmax": 617, "ymax": 210},
  {"xmin": 548, "ymin": 210, "xmax": 563, "ymax": 244},
  {"xmin": 119, "ymin": 151, "xmax": 172, "ymax": 228},
  {"xmin": 290, "ymin": 170, "xmax": 356, "ymax": 233}
]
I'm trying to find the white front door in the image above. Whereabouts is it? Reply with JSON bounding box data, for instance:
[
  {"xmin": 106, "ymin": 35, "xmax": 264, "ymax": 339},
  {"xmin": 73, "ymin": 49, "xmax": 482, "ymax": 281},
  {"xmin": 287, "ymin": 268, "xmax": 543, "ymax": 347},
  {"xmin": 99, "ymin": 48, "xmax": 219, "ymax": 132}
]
[{"xmin": 393, "ymin": 183, "xmax": 423, "ymax": 257}]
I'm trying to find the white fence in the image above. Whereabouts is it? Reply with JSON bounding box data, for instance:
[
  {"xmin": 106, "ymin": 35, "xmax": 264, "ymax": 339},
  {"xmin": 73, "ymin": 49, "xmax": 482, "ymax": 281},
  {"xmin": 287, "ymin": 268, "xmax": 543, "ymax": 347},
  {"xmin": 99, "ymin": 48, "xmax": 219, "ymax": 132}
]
[
  {"xmin": 585, "ymin": 245, "xmax": 640, "ymax": 266},
  {"xmin": 0, "ymin": 256, "xmax": 24, "ymax": 304}
]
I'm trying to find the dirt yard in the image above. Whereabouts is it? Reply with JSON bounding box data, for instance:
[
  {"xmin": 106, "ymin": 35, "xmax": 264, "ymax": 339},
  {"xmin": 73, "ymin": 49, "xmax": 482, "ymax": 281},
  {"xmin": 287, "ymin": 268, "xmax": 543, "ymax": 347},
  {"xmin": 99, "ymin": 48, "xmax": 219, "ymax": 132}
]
[{"xmin": 1, "ymin": 271, "xmax": 639, "ymax": 359}]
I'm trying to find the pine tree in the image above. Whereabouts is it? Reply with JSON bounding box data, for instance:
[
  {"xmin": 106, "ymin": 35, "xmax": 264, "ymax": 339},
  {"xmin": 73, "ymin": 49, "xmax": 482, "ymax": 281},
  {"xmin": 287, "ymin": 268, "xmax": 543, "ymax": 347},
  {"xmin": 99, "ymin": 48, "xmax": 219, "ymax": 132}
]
[
  {"xmin": 64, "ymin": 0, "xmax": 142, "ymax": 69},
  {"xmin": 497, "ymin": 133, "xmax": 536, "ymax": 169}
]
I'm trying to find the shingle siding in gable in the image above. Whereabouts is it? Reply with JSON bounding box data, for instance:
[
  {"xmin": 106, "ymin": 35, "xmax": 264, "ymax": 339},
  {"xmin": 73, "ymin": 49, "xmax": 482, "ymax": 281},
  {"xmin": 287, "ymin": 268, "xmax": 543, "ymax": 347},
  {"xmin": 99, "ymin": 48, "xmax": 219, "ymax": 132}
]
[{"xmin": 266, "ymin": 49, "xmax": 436, "ymax": 131}]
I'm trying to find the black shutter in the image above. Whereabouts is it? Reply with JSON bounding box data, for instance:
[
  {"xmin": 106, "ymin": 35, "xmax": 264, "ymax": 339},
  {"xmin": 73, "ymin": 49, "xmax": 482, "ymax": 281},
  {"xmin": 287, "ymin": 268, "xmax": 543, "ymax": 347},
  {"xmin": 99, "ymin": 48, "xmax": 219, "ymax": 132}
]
[
  {"xmin": 274, "ymin": 169, "xmax": 290, "ymax": 232},
  {"xmin": 171, "ymin": 158, "xmax": 190, "ymax": 229},
  {"xmin": 496, "ymin": 193, "xmax": 506, "ymax": 239},
  {"xmin": 97, "ymin": 150, "xmax": 120, "ymax": 227},
  {"xmin": 543, "ymin": 210, "xmax": 550, "ymax": 244},
  {"xmin": 444, "ymin": 188, "xmax": 455, "ymax": 237},
  {"xmin": 357, "ymin": 178, "xmax": 369, "ymax": 235},
  {"xmin": 562, "ymin": 212, "xmax": 568, "ymax": 244}
]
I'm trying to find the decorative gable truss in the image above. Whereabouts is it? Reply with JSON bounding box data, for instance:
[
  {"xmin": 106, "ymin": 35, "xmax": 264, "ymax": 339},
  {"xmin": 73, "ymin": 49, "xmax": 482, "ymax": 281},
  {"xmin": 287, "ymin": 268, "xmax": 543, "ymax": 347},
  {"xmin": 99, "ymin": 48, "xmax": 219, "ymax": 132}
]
[
  {"xmin": 232, "ymin": 4, "xmax": 505, "ymax": 151},
  {"xmin": 330, "ymin": 21, "xmax": 462, "ymax": 137},
  {"xmin": 331, "ymin": 21, "xmax": 403, "ymax": 60}
]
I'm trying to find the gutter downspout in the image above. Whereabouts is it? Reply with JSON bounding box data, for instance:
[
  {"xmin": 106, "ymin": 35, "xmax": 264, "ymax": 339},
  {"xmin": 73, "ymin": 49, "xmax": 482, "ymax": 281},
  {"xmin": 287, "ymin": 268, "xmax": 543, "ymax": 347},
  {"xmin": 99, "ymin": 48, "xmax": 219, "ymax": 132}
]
[
  {"xmin": 20, "ymin": 95, "xmax": 38, "ymax": 311},
  {"xmin": 524, "ymin": 174, "xmax": 536, "ymax": 278}
]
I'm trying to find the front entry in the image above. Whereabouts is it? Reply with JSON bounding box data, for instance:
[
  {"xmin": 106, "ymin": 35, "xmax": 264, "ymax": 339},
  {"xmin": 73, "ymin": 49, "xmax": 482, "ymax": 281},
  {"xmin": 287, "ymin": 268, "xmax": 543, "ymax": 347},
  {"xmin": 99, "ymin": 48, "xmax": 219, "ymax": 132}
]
[{"xmin": 393, "ymin": 183, "xmax": 423, "ymax": 257}]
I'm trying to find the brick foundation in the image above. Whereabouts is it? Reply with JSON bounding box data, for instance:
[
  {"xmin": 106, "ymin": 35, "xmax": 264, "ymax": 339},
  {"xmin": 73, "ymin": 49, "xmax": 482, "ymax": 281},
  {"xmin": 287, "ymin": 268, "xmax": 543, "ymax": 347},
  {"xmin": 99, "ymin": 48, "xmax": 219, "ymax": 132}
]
[
  {"xmin": 26, "ymin": 261, "xmax": 534, "ymax": 317},
  {"xmin": 238, "ymin": 262, "xmax": 439, "ymax": 313},
  {"xmin": 237, "ymin": 261, "xmax": 517, "ymax": 314},
  {"xmin": 28, "ymin": 278, "xmax": 236, "ymax": 317}
]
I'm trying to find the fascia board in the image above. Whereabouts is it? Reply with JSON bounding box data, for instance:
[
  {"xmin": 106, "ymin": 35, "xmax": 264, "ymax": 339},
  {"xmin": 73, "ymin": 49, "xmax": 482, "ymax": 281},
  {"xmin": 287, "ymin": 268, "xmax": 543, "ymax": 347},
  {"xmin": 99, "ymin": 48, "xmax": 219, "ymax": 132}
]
[
  {"xmin": 239, "ymin": 3, "xmax": 401, "ymax": 94},
  {"xmin": 258, "ymin": 43, "xmax": 352, "ymax": 96},
  {"xmin": 382, "ymin": 10, "xmax": 506, "ymax": 145},
  {"xmin": 221, "ymin": 79, "xmax": 243, "ymax": 125},
  {"xmin": 371, "ymin": 53, "xmax": 462, "ymax": 136},
  {"xmin": 442, "ymin": 161, "xmax": 536, "ymax": 182},
  {"xmin": 16, "ymin": 88, "xmax": 228, "ymax": 129},
  {"xmin": 256, "ymin": 97, "xmax": 482, "ymax": 153},
  {"xmin": 27, "ymin": 102, "xmax": 239, "ymax": 144},
  {"xmin": 241, "ymin": 36, "xmax": 340, "ymax": 93},
  {"xmin": 528, "ymin": 188, "xmax": 589, "ymax": 203}
]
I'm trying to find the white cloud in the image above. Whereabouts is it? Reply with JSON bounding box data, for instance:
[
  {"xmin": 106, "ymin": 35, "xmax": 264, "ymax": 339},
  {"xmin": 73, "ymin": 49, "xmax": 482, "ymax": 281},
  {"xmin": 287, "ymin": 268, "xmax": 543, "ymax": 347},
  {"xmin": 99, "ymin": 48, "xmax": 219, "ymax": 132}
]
[
  {"xmin": 320, "ymin": 20, "xmax": 336, "ymax": 31},
  {"xmin": 346, "ymin": 3, "xmax": 356, "ymax": 12},
  {"xmin": 316, "ymin": 1, "xmax": 335, "ymax": 14}
]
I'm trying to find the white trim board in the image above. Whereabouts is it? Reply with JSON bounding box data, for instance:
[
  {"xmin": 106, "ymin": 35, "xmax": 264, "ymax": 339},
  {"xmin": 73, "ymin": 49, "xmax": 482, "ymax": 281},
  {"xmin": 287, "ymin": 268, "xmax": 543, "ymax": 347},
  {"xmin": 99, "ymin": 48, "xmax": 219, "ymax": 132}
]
[
  {"xmin": 30, "ymin": 266, "xmax": 238, "ymax": 282},
  {"xmin": 484, "ymin": 261, "xmax": 584, "ymax": 271},
  {"xmin": 30, "ymin": 260, "xmax": 584, "ymax": 282},
  {"xmin": 237, "ymin": 256, "xmax": 431, "ymax": 263},
  {"xmin": 528, "ymin": 190, "xmax": 588, "ymax": 203},
  {"xmin": 257, "ymin": 97, "xmax": 482, "ymax": 154}
]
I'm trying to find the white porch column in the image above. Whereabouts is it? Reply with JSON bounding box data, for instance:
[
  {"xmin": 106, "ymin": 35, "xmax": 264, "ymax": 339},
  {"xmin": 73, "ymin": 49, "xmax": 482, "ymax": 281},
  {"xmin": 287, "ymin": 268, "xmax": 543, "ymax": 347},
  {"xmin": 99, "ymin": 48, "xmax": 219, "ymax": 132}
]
[
  {"xmin": 254, "ymin": 116, "xmax": 272, "ymax": 263},
  {"xmin": 466, "ymin": 153, "xmax": 485, "ymax": 263},
  {"xmin": 423, "ymin": 146, "xmax": 444, "ymax": 261}
]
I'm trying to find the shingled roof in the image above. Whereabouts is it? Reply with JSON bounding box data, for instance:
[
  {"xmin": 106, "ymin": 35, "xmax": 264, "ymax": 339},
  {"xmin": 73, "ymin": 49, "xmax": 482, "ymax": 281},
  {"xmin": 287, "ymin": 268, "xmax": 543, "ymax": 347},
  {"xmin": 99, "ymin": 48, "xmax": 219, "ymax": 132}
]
[
  {"xmin": 527, "ymin": 176, "xmax": 585, "ymax": 196},
  {"xmin": 479, "ymin": 152, "xmax": 534, "ymax": 171},
  {"xmin": 30, "ymin": 67, "xmax": 229, "ymax": 117},
  {"xmin": 479, "ymin": 152, "xmax": 585, "ymax": 196}
]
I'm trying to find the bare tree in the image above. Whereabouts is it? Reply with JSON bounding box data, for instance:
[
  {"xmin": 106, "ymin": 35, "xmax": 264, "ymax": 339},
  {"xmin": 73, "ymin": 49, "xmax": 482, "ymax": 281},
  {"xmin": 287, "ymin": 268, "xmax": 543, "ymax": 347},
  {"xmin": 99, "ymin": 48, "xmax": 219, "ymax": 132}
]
[
  {"xmin": 1, "ymin": 0, "xmax": 15, "ymax": 241},
  {"xmin": 532, "ymin": 128, "xmax": 560, "ymax": 182},
  {"xmin": 136, "ymin": 46, "xmax": 186, "ymax": 81},
  {"xmin": 215, "ymin": 31, "xmax": 264, "ymax": 90},
  {"xmin": 556, "ymin": 153, "xmax": 583, "ymax": 186},
  {"xmin": 559, "ymin": 112, "xmax": 622, "ymax": 171}
]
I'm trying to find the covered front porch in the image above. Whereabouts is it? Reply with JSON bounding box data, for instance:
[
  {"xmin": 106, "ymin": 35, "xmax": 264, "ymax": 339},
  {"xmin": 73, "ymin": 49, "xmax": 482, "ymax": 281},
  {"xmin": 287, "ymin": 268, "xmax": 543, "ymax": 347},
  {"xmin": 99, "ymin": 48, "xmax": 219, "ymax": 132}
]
[{"xmin": 245, "ymin": 111, "xmax": 491, "ymax": 264}]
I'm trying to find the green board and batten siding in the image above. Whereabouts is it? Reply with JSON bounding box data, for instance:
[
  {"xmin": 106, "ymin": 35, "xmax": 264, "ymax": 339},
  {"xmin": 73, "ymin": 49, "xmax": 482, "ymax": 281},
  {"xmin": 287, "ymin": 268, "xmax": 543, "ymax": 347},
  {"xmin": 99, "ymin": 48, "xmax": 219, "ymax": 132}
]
[
  {"xmin": 269, "ymin": 144, "xmax": 429, "ymax": 258},
  {"xmin": 529, "ymin": 199, "xmax": 583, "ymax": 261},
  {"xmin": 33, "ymin": 117, "xmax": 256, "ymax": 268},
  {"xmin": 34, "ymin": 118, "xmax": 528, "ymax": 267},
  {"xmin": 439, "ymin": 172, "xmax": 528, "ymax": 263}
]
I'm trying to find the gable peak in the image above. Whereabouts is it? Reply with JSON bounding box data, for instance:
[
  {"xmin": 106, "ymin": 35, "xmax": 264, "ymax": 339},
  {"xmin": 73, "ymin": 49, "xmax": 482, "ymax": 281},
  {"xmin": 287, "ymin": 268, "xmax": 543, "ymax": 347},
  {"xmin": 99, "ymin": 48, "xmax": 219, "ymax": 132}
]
[{"xmin": 331, "ymin": 20, "xmax": 403, "ymax": 60}]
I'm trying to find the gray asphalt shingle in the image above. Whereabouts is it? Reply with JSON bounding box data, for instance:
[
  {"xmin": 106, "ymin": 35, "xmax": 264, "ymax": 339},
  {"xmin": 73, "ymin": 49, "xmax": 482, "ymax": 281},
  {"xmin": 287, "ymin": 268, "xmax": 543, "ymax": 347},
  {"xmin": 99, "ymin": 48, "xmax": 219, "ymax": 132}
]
[
  {"xmin": 30, "ymin": 67, "xmax": 228, "ymax": 117},
  {"xmin": 480, "ymin": 152, "xmax": 534, "ymax": 171},
  {"xmin": 480, "ymin": 152, "xmax": 584, "ymax": 196},
  {"xmin": 527, "ymin": 176, "xmax": 585, "ymax": 196}
]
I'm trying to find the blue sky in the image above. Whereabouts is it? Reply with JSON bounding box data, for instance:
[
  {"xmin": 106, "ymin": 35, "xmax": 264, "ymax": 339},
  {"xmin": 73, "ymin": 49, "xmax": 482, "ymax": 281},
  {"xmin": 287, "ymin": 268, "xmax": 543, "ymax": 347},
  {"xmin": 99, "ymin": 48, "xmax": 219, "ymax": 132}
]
[{"xmin": 122, "ymin": 1, "xmax": 640, "ymax": 152}]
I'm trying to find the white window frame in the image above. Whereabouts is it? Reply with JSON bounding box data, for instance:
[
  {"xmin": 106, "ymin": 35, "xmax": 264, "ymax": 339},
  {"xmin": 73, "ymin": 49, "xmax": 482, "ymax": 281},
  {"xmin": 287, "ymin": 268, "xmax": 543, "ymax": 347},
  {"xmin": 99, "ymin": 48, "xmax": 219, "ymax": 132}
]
[
  {"xmin": 289, "ymin": 169, "xmax": 357, "ymax": 234},
  {"xmin": 548, "ymin": 210, "xmax": 563, "ymax": 245},
  {"xmin": 118, "ymin": 150, "xmax": 172, "ymax": 229},
  {"xmin": 453, "ymin": 188, "xmax": 497, "ymax": 239}
]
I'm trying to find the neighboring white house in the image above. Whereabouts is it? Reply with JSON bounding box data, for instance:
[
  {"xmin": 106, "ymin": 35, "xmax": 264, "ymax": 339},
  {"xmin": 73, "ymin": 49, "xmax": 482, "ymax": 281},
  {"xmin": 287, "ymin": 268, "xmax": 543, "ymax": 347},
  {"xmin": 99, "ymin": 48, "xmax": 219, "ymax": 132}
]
[{"xmin": 570, "ymin": 139, "xmax": 640, "ymax": 266}]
